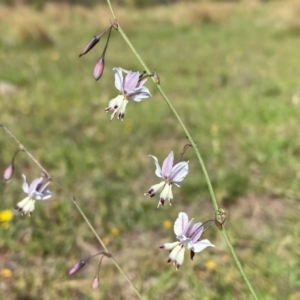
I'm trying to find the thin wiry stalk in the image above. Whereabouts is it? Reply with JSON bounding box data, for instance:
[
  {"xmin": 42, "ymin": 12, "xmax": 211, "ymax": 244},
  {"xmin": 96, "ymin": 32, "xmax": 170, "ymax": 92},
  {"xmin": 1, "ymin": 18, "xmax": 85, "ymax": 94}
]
[
  {"xmin": 105, "ymin": 2, "xmax": 260, "ymax": 299},
  {"xmin": 0, "ymin": 123, "xmax": 144, "ymax": 300}
]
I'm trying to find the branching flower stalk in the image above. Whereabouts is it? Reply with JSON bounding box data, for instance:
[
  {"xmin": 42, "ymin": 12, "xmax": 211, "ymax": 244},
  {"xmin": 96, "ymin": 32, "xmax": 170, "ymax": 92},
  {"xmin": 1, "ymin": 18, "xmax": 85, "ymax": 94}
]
[
  {"xmin": 105, "ymin": 1, "xmax": 259, "ymax": 299},
  {"xmin": 0, "ymin": 124, "xmax": 144, "ymax": 300}
]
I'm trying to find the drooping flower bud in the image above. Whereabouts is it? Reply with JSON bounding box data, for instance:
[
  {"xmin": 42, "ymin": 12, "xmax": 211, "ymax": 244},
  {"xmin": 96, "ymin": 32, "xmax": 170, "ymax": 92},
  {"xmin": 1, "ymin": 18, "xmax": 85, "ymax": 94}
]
[
  {"xmin": 93, "ymin": 56, "xmax": 105, "ymax": 81},
  {"xmin": 79, "ymin": 26, "xmax": 111, "ymax": 58},
  {"xmin": 3, "ymin": 164, "xmax": 14, "ymax": 181},
  {"xmin": 68, "ymin": 260, "xmax": 86, "ymax": 275},
  {"xmin": 92, "ymin": 276, "xmax": 99, "ymax": 289},
  {"xmin": 79, "ymin": 36, "xmax": 101, "ymax": 57},
  {"xmin": 3, "ymin": 149, "xmax": 23, "ymax": 182}
]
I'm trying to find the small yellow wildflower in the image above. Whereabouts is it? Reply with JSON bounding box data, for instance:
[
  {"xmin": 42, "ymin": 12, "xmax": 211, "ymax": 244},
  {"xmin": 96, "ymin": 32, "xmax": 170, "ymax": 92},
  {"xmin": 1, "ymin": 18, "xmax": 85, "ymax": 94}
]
[
  {"xmin": 1, "ymin": 269, "xmax": 12, "ymax": 278},
  {"xmin": 222, "ymin": 254, "xmax": 230, "ymax": 264},
  {"xmin": 52, "ymin": 201, "xmax": 60, "ymax": 209},
  {"xmin": 50, "ymin": 51, "xmax": 60, "ymax": 61},
  {"xmin": 96, "ymin": 132, "xmax": 104, "ymax": 141},
  {"xmin": 110, "ymin": 227, "xmax": 119, "ymax": 236},
  {"xmin": 0, "ymin": 210, "xmax": 13, "ymax": 222},
  {"xmin": 197, "ymin": 270, "xmax": 206, "ymax": 280},
  {"xmin": 211, "ymin": 123, "xmax": 219, "ymax": 134},
  {"xmin": 163, "ymin": 219, "xmax": 172, "ymax": 229},
  {"xmin": 123, "ymin": 120, "xmax": 132, "ymax": 135},
  {"xmin": 102, "ymin": 236, "xmax": 110, "ymax": 246},
  {"xmin": 1, "ymin": 222, "xmax": 9, "ymax": 230},
  {"xmin": 225, "ymin": 273, "xmax": 233, "ymax": 282},
  {"xmin": 21, "ymin": 106, "xmax": 31, "ymax": 115},
  {"xmin": 205, "ymin": 260, "xmax": 216, "ymax": 270}
]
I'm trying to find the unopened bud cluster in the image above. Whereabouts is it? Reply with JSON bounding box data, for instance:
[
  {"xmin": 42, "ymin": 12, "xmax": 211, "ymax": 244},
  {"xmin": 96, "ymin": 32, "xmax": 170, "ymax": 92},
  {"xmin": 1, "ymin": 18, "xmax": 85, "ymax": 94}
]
[{"xmin": 79, "ymin": 26, "xmax": 113, "ymax": 80}]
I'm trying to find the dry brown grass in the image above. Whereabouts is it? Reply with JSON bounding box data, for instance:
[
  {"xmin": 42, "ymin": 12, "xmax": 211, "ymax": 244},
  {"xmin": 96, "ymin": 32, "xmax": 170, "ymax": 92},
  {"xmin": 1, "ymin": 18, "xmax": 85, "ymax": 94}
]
[
  {"xmin": 274, "ymin": 0, "xmax": 300, "ymax": 32},
  {"xmin": 0, "ymin": 1, "xmax": 237, "ymax": 48},
  {"xmin": 0, "ymin": 1, "xmax": 237, "ymax": 44},
  {"xmin": 0, "ymin": 5, "xmax": 52, "ymax": 45},
  {"xmin": 179, "ymin": 1, "xmax": 235, "ymax": 25},
  {"xmin": 130, "ymin": 1, "xmax": 236, "ymax": 26}
]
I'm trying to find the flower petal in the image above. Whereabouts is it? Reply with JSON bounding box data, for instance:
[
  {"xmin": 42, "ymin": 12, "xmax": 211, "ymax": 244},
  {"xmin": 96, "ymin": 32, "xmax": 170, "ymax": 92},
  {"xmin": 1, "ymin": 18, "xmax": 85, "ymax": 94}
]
[
  {"xmin": 37, "ymin": 190, "xmax": 52, "ymax": 200},
  {"xmin": 127, "ymin": 86, "xmax": 151, "ymax": 102},
  {"xmin": 170, "ymin": 161, "xmax": 189, "ymax": 185},
  {"xmin": 160, "ymin": 241, "xmax": 180, "ymax": 250},
  {"xmin": 105, "ymin": 95, "xmax": 128, "ymax": 120},
  {"xmin": 144, "ymin": 182, "xmax": 165, "ymax": 197},
  {"xmin": 188, "ymin": 222, "xmax": 203, "ymax": 243},
  {"xmin": 21, "ymin": 199, "xmax": 35, "ymax": 215},
  {"xmin": 167, "ymin": 185, "xmax": 173, "ymax": 205},
  {"xmin": 149, "ymin": 155, "xmax": 163, "ymax": 178},
  {"xmin": 116, "ymin": 99, "xmax": 129, "ymax": 120},
  {"xmin": 123, "ymin": 71, "xmax": 139, "ymax": 94},
  {"xmin": 161, "ymin": 151, "xmax": 174, "ymax": 179},
  {"xmin": 138, "ymin": 77, "xmax": 147, "ymax": 87},
  {"xmin": 28, "ymin": 177, "xmax": 43, "ymax": 196},
  {"xmin": 22, "ymin": 174, "xmax": 29, "ymax": 194},
  {"xmin": 174, "ymin": 247, "xmax": 185, "ymax": 270},
  {"xmin": 15, "ymin": 197, "xmax": 35, "ymax": 215},
  {"xmin": 113, "ymin": 68, "xmax": 123, "ymax": 92},
  {"xmin": 158, "ymin": 184, "xmax": 172, "ymax": 208},
  {"xmin": 178, "ymin": 236, "xmax": 194, "ymax": 249},
  {"xmin": 168, "ymin": 244, "xmax": 185, "ymax": 270},
  {"xmin": 192, "ymin": 239, "xmax": 215, "ymax": 253},
  {"xmin": 174, "ymin": 212, "xmax": 189, "ymax": 236},
  {"xmin": 181, "ymin": 218, "xmax": 194, "ymax": 236},
  {"xmin": 38, "ymin": 181, "xmax": 51, "ymax": 194}
]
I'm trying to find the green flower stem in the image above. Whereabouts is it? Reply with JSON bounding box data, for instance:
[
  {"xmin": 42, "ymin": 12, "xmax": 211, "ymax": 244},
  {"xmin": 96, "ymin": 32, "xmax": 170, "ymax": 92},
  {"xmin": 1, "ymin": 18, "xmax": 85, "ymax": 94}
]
[
  {"xmin": 0, "ymin": 124, "xmax": 144, "ymax": 300},
  {"xmin": 106, "ymin": 2, "xmax": 259, "ymax": 300},
  {"xmin": 222, "ymin": 227, "xmax": 259, "ymax": 299}
]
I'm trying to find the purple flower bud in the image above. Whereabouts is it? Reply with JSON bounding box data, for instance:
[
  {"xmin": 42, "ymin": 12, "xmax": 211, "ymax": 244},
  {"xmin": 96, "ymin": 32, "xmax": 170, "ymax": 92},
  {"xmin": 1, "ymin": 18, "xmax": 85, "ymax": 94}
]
[
  {"xmin": 92, "ymin": 276, "xmax": 99, "ymax": 289},
  {"xmin": 93, "ymin": 57, "xmax": 105, "ymax": 81},
  {"xmin": 68, "ymin": 260, "xmax": 86, "ymax": 275},
  {"xmin": 79, "ymin": 36, "xmax": 100, "ymax": 57},
  {"xmin": 3, "ymin": 164, "xmax": 14, "ymax": 181}
]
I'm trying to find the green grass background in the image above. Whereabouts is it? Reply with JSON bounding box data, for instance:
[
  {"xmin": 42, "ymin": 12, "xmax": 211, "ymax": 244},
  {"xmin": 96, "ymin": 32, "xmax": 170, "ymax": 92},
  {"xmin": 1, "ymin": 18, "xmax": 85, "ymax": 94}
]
[{"xmin": 0, "ymin": 1, "xmax": 300, "ymax": 299}]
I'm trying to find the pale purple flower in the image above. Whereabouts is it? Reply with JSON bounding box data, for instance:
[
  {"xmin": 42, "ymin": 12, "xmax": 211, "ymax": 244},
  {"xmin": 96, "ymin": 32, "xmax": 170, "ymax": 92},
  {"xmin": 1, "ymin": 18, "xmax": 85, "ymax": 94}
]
[
  {"xmin": 160, "ymin": 212, "xmax": 215, "ymax": 270},
  {"xmin": 15, "ymin": 174, "xmax": 52, "ymax": 216},
  {"xmin": 145, "ymin": 151, "xmax": 189, "ymax": 208},
  {"xmin": 105, "ymin": 67, "xmax": 151, "ymax": 120}
]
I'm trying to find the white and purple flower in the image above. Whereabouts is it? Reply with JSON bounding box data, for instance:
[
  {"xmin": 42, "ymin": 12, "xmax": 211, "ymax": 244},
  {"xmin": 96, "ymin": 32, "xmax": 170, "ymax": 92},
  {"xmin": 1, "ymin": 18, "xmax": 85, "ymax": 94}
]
[
  {"xmin": 160, "ymin": 212, "xmax": 215, "ymax": 270},
  {"xmin": 105, "ymin": 67, "xmax": 151, "ymax": 120},
  {"xmin": 15, "ymin": 174, "xmax": 52, "ymax": 216},
  {"xmin": 145, "ymin": 151, "xmax": 189, "ymax": 208}
]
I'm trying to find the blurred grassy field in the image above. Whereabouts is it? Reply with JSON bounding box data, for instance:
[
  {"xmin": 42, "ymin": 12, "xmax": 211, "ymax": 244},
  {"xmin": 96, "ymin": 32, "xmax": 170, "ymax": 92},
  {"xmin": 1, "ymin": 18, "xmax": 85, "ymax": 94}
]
[{"xmin": 1, "ymin": 0, "xmax": 300, "ymax": 299}]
